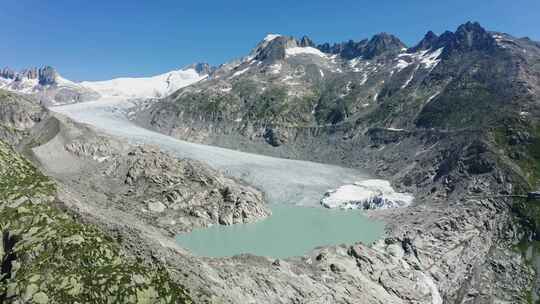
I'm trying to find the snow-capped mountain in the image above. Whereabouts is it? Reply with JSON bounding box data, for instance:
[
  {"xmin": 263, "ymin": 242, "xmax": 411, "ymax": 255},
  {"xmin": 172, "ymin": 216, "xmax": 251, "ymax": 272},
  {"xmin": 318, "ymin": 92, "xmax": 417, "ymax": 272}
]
[
  {"xmin": 0, "ymin": 64, "xmax": 211, "ymax": 106},
  {"xmin": 81, "ymin": 64, "xmax": 210, "ymax": 100},
  {"xmin": 136, "ymin": 22, "xmax": 540, "ymax": 151},
  {"xmin": 0, "ymin": 66, "xmax": 100, "ymax": 105}
]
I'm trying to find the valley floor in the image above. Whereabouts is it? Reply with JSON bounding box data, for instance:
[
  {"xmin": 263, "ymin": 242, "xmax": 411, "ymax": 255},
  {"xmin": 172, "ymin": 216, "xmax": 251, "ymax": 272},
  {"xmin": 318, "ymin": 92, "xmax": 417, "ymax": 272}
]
[{"xmin": 43, "ymin": 98, "xmax": 533, "ymax": 303}]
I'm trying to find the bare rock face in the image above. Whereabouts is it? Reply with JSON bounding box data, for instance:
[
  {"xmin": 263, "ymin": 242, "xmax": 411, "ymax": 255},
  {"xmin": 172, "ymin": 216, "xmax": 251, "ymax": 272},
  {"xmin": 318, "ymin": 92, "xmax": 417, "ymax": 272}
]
[
  {"xmin": 61, "ymin": 141, "xmax": 271, "ymax": 234},
  {"xmin": 112, "ymin": 146, "xmax": 270, "ymax": 230},
  {"xmin": 263, "ymin": 127, "xmax": 288, "ymax": 147},
  {"xmin": 0, "ymin": 89, "xmax": 45, "ymax": 144}
]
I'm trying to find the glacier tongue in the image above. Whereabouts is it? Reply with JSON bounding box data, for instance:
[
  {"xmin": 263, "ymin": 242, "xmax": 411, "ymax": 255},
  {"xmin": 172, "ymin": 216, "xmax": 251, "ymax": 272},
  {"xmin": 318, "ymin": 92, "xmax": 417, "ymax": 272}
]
[
  {"xmin": 51, "ymin": 98, "xmax": 371, "ymax": 207},
  {"xmin": 321, "ymin": 179, "xmax": 414, "ymax": 209}
]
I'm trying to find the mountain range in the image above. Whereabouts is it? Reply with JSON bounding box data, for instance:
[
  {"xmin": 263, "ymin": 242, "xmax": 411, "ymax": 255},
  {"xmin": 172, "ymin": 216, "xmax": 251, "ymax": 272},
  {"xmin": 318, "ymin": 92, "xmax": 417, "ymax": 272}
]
[
  {"xmin": 0, "ymin": 63, "xmax": 211, "ymax": 105},
  {"xmin": 1, "ymin": 21, "xmax": 540, "ymax": 303},
  {"xmin": 135, "ymin": 21, "xmax": 539, "ymax": 152}
]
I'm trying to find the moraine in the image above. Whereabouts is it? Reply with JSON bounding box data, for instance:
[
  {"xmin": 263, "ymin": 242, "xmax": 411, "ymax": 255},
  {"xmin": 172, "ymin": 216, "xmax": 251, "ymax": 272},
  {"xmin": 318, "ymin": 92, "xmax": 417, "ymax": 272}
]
[{"xmin": 52, "ymin": 98, "xmax": 387, "ymax": 258}]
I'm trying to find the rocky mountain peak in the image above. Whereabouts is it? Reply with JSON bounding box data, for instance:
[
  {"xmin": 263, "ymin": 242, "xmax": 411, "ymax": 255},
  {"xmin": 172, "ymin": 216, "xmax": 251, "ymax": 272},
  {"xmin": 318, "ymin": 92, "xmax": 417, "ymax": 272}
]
[
  {"xmin": 409, "ymin": 30, "xmax": 439, "ymax": 52},
  {"xmin": 406, "ymin": 22, "xmax": 498, "ymax": 57},
  {"xmin": 1, "ymin": 66, "xmax": 59, "ymax": 86},
  {"xmin": 317, "ymin": 33, "xmax": 404, "ymax": 60},
  {"xmin": 316, "ymin": 39, "xmax": 368, "ymax": 59},
  {"xmin": 299, "ymin": 36, "xmax": 315, "ymax": 47},
  {"xmin": 428, "ymin": 22, "xmax": 498, "ymax": 56},
  {"xmin": 454, "ymin": 21, "xmax": 496, "ymax": 50},
  {"xmin": 362, "ymin": 32, "xmax": 406, "ymax": 59},
  {"xmin": 185, "ymin": 62, "xmax": 216, "ymax": 75},
  {"xmin": 37, "ymin": 66, "xmax": 58, "ymax": 86},
  {"xmin": 253, "ymin": 35, "xmax": 298, "ymax": 62},
  {"xmin": 0, "ymin": 67, "xmax": 16, "ymax": 80}
]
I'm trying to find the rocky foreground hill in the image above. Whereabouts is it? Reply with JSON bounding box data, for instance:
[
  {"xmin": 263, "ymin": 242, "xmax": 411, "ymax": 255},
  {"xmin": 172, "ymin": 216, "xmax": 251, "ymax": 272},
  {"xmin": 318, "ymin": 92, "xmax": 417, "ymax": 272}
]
[
  {"xmin": 1, "ymin": 21, "xmax": 540, "ymax": 303},
  {"xmin": 0, "ymin": 90, "xmax": 269, "ymax": 303}
]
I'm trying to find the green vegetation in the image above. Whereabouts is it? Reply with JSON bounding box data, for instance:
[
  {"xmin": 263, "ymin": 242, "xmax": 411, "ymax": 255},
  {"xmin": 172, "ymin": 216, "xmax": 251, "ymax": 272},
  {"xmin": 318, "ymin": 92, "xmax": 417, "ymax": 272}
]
[
  {"xmin": 513, "ymin": 224, "xmax": 540, "ymax": 304},
  {"xmin": 174, "ymin": 80, "xmax": 318, "ymax": 126},
  {"xmin": 493, "ymin": 124, "xmax": 540, "ymax": 188},
  {"xmin": 0, "ymin": 140, "xmax": 192, "ymax": 303},
  {"xmin": 496, "ymin": 124, "xmax": 540, "ymax": 302}
]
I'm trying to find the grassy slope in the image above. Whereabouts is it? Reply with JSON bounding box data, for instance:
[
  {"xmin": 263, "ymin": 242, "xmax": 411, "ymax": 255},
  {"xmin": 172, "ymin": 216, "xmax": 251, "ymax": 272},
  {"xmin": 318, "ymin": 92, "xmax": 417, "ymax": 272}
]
[{"xmin": 0, "ymin": 139, "xmax": 192, "ymax": 304}]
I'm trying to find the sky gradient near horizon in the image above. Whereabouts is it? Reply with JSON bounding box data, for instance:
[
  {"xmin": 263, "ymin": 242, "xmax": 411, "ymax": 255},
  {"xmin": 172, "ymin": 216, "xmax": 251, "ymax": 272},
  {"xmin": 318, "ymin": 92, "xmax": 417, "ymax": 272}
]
[{"xmin": 2, "ymin": 0, "xmax": 539, "ymax": 81}]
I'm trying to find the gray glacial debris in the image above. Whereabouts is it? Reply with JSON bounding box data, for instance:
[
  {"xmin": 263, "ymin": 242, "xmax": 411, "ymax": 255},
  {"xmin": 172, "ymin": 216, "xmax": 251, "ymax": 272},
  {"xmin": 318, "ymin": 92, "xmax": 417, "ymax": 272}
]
[{"xmin": 29, "ymin": 113, "xmax": 270, "ymax": 235}]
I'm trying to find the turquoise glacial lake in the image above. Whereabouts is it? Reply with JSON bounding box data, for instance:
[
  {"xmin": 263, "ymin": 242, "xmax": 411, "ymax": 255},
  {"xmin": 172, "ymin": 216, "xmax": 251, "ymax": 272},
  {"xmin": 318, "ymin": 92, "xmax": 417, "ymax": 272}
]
[{"xmin": 176, "ymin": 204, "xmax": 385, "ymax": 258}]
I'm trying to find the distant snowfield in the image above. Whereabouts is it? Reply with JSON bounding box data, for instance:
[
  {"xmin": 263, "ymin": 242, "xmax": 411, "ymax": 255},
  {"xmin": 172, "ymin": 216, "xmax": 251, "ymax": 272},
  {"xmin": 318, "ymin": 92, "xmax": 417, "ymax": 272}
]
[
  {"xmin": 51, "ymin": 98, "xmax": 372, "ymax": 206},
  {"xmin": 0, "ymin": 67, "xmax": 206, "ymax": 105},
  {"xmin": 81, "ymin": 68, "xmax": 206, "ymax": 99}
]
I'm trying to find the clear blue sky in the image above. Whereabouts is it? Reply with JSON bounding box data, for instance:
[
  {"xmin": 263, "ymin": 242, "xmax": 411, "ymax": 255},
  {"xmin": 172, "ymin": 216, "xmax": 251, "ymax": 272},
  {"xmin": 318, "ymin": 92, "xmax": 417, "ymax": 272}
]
[{"xmin": 2, "ymin": 0, "xmax": 539, "ymax": 81}]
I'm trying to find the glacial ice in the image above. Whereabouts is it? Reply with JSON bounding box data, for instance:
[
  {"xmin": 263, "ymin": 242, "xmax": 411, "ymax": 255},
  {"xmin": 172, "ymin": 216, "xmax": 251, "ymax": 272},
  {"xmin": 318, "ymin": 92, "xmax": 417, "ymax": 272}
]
[
  {"xmin": 52, "ymin": 98, "xmax": 371, "ymax": 206},
  {"xmin": 321, "ymin": 179, "xmax": 414, "ymax": 209}
]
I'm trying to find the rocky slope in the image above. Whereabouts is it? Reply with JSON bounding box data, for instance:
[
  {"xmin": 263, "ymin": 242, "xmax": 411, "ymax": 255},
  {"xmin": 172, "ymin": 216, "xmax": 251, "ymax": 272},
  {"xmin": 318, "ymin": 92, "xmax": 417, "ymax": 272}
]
[
  {"xmin": 0, "ymin": 90, "xmax": 45, "ymax": 145},
  {"xmin": 26, "ymin": 112, "xmax": 270, "ymax": 236},
  {"xmin": 0, "ymin": 90, "xmax": 271, "ymax": 302},
  {"xmin": 0, "ymin": 106, "xmax": 193, "ymax": 303},
  {"xmin": 132, "ymin": 21, "xmax": 540, "ymax": 302}
]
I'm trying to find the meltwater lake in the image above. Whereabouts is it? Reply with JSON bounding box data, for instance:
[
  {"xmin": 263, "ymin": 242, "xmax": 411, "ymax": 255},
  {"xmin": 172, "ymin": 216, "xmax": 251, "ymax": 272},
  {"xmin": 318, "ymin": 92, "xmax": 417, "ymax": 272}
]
[
  {"xmin": 53, "ymin": 99, "xmax": 385, "ymax": 258},
  {"xmin": 176, "ymin": 204, "xmax": 384, "ymax": 258}
]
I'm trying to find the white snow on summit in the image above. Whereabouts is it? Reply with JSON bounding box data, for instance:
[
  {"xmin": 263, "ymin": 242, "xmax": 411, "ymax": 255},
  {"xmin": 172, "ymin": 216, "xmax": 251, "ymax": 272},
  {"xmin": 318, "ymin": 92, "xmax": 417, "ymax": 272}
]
[
  {"xmin": 264, "ymin": 34, "xmax": 282, "ymax": 42},
  {"xmin": 81, "ymin": 68, "xmax": 206, "ymax": 99},
  {"xmin": 285, "ymin": 47, "xmax": 327, "ymax": 58}
]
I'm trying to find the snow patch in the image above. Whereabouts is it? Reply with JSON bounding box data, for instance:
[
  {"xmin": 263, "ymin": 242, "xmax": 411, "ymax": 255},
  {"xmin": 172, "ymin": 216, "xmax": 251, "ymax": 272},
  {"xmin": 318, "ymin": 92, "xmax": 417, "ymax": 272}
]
[
  {"xmin": 321, "ymin": 179, "xmax": 414, "ymax": 210},
  {"xmin": 492, "ymin": 33, "xmax": 514, "ymax": 48},
  {"xmin": 401, "ymin": 66, "xmax": 419, "ymax": 89},
  {"xmin": 264, "ymin": 34, "xmax": 281, "ymax": 42},
  {"xmin": 395, "ymin": 47, "xmax": 443, "ymax": 72},
  {"xmin": 426, "ymin": 92, "xmax": 440, "ymax": 104},
  {"xmin": 360, "ymin": 73, "xmax": 368, "ymax": 85},
  {"xmin": 396, "ymin": 59, "xmax": 412, "ymax": 71},
  {"xmin": 285, "ymin": 47, "xmax": 327, "ymax": 58},
  {"xmin": 231, "ymin": 67, "xmax": 250, "ymax": 78},
  {"xmin": 420, "ymin": 48, "xmax": 443, "ymax": 69},
  {"xmin": 268, "ymin": 63, "xmax": 282, "ymax": 74}
]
